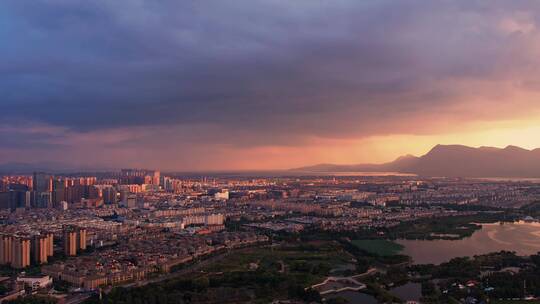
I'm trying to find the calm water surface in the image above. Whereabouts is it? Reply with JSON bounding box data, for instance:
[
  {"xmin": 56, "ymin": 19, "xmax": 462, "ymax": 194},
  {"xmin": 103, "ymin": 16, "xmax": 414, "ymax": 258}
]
[
  {"xmin": 397, "ymin": 221, "xmax": 540, "ymax": 264},
  {"xmin": 325, "ymin": 291, "xmax": 377, "ymax": 304},
  {"xmin": 390, "ymin": 282, "xmax": 422, "ymax": 302}
]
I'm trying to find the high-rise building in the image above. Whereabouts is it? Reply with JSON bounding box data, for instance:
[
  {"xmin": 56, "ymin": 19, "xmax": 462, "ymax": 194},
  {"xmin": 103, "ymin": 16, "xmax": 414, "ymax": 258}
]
[
  {"xmin": 63, "ymin": 227, "xmax": 86, "ymax": 256},
  {"xmin": 53, "ymin": 179, "xmax": 66, "ymax": 206},
  {"xmin": 46, "ymin": 233, "xmax": 54, "ymax": 257},
  {"xmin": 77, "ymin": 229, "xmax": 87, "ymax": 251},
  {"xmin": 152, "ymin": 171, "xmax": 160, "ymax": 186},
  {"xmin": 63, "ymin": 230, "xmax": 78, "ymax": 256},
  {"xmin": 32, "ymin": 172, "xmax": 53, "ymax": 209},
  {"xmin": 32, "ymin": 172, "xmax": 52, "ymax": 193},
  {"xmin": 32, "ymin": 235, "xmax": 49, "ymax": 264},
  {"xmin": 11, "ymin": 237, "xmax": 31, "ymax": 269},
  {"xmin": 120, "ymin": 169, "xmax": 147, "ymax": 177},
  {"xmin": 121, "ymin": 193, "xmax": 137, "ymax": 208},
  {"xmin": 88, "ymin": 186, "xmax": 102, "ymax": 200},
  {"xmin": 101, "ymin": 186, "xmax": 117, "ymax": 204},
  {"xmin": 53, "ymin": 188, "xmax": 66, "ymax": 207},
  {"xmin": 36, "ymin": 192, "xmax": 53, "ymax": 208},
  {"xmin": 0, "ymin": 184, "xmax": 31, "ymax": 210},
  {"xmin": 0, "ymin": 234, "xmax": 13, "ymax": 265},
  {"xmin": 0, "ymin": 233, "xmax": 52, "ymax": 268},
  {"xmin": 24, "ymin": 191, "xmax": 33, "ymax": 208}
]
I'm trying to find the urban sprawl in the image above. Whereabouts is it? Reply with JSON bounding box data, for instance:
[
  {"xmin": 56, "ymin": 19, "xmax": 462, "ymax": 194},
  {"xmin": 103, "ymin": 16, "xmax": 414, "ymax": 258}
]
[{"xmin": 0, "ymin": 170, "xmax": 539, "ymax": 303}]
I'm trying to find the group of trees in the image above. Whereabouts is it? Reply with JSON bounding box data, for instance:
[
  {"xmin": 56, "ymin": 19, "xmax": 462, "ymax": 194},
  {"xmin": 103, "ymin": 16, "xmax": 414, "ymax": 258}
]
[
  {"xmin": 87, "ymin": 270, "xmax": 322, "ymax": 304},
  {"xmin": 85, "ymin": 241, "xmax": 337, "ymax": 304},
  {"xmin": 409, "ymin": 251, "xmax": 540, "ymax": 302}
]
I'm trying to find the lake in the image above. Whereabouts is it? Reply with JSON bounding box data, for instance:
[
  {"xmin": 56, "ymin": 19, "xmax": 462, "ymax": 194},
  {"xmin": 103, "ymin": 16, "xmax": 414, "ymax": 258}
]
[
  {"xmin": 324, "ymin": 291, "xmax": 378, "ymax": 304},
  {"xmin": 397, "ymin": 221, "xmax": 540, "ymax": 264},
  {"xmin": 390, "ymin": 282, "xmax": 422, "ymax": 302}
]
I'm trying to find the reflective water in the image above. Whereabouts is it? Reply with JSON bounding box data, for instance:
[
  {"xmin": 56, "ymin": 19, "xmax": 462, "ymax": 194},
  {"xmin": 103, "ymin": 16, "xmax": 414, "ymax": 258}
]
[
  {"xmin": 324, "ymin": 291, "xmax": 378, "ymax": 304},
  {"xmin": 397, "ymin": 221, "xmax": 540, "ymax": 264},
  {"xmin": 390, "ymin": 282, "xmax": 422, "ymax": 302}
]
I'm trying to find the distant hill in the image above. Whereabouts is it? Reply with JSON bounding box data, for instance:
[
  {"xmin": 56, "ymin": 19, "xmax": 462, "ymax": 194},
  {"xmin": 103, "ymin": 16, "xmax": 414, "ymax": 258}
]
[{"xmin": 292, "ymin": 144, "xmax": 540, "ymax": 178}]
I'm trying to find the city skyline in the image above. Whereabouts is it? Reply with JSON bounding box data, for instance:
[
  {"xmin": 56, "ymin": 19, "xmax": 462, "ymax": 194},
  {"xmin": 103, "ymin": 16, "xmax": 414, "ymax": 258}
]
[
  {"xmin": 1, "ymin": 167, "xmax": 539, "ymax": 303},
  {"xmin": 3, "ymin": 2, "xmax": 540, "ymax": 303},
  {"xmin": 3, "ymin": 1, "xmax": 540, "ymax": 170}
]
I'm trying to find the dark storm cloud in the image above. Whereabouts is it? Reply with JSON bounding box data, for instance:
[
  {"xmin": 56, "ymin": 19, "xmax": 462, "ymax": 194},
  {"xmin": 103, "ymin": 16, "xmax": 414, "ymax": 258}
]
[{"xmin": 2, "ymin": 0, "xmax": 540, "ymax": 145}]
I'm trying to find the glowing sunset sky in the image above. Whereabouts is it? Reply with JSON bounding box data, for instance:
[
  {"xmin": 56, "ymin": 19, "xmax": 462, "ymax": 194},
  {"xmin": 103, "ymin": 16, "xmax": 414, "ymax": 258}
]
[{"xmin": 2, "ymin": 1, "xmax": 540, "ymax": 171}]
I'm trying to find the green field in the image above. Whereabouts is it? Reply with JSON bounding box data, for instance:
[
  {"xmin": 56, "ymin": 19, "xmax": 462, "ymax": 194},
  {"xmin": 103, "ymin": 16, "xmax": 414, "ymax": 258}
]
[
  {"xmin": 202, "ymin": 241, "xmax": 355, "ymax": 285},
  {"xmin": 351, "ymin": 239, "xmax": 404, "ymax": 256},
  {"xmin": 91, "ymin": 241, "xmax": 357, "ymax": 304}
]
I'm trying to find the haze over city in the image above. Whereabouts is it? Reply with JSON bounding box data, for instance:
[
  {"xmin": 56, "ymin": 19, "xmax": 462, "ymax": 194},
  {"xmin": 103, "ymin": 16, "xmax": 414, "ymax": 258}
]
[{"xmin": 3, "ymin": 1, "xmax": 540, "ymax": 170}]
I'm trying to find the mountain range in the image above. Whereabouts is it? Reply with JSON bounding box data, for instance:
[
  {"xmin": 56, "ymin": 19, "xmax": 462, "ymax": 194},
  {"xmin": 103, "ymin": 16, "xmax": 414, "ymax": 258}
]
[{"xmin": 292, "ymin": 144, "xmax": 540, "ymax": 178}]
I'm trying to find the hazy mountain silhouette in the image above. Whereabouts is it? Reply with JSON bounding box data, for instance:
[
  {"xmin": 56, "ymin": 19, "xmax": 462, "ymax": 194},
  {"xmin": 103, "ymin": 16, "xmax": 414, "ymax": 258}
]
[{"xmin": 292, "ymin": 144, "xmax": 540, "ymax": 177}]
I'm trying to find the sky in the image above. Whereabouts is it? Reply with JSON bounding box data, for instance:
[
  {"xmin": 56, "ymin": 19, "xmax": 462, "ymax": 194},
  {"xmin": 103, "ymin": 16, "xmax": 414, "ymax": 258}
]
[{"xmin": 2, "ymin": 0, "xmax": 540, "ymax": 171}]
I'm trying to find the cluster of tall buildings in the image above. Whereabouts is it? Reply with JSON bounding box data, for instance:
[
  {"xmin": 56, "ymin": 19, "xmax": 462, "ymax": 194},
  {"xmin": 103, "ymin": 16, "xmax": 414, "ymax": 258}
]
[
  {"xmin": 0, "ymin": 169, "xmax": 162, "ymax": 211},
  {"xmin": 0, "ymin": 232, "xmax": 53, "ymax": 268},
  {"xmin": 0, "ymin": 225, "xmax": 87, "ymax": 269},
  {"xmin": 63, "ymin": 226, "xmax": 87, "ymax": 256},
  {"xmin": 119, "ymin": 169, "xmax": 160, "ymax": 186},
  {"xmin": 0, "ymin": 173, "xmax": 97, "ymax": 210}
]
